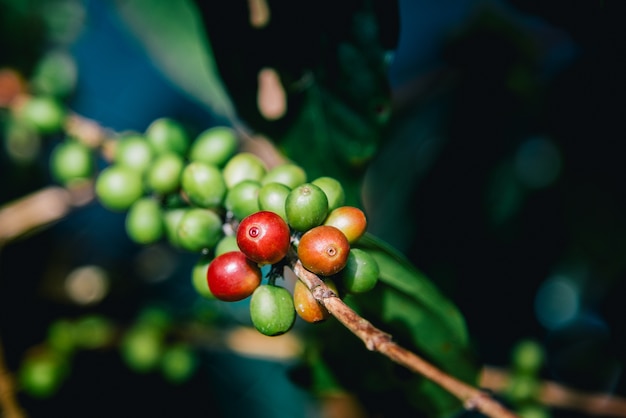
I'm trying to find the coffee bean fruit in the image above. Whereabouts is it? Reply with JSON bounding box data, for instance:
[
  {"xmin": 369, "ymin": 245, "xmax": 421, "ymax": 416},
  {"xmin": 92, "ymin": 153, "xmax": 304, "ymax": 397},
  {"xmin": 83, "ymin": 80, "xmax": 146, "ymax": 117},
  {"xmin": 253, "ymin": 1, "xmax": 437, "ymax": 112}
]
[
  {"xmin": 261, "ymin": 163, "xmax": 307, "ymax": 189},
  {"xmin": 336, "ymin": 248, "xmax": 379, "ymax": 293},
  {"xmin": 50, "ymin": 140, "xmax": 93, "ymax": 185},
  {"xmin": 311, "ymin": 176, "xmax": 345, "ymax": 211},
  {"xmin": 125, "ymin": 197, "xmax": 164, "ymax": 244},
  {"xmin": 207, "ymin": 251, "xmax": 262, "ymax": 301},
  {"xmin": 19, "ymin": 95, "xmax": 66, "ymax": 134},
  {"xmin": 181, "ymin": 161, "xmax": 226, "ymax": 208},
  {"xmin": 214, "ymin": 234, "xmax": 240, "ymax": 256},
  {"xmin": 160, "ymin": 343, "xmax": 198, "ymax": 384},
  {"xmin": 285, "ymin": 183, "xmax": 328, "ymax": 232},
  {"xmin": 192, "ymin": 255, "xmax": 214, "ymax": 299},
  {"xmin": 163, "ymin": 208, "xmax": 187, "ymax": 248},
  {"xmin": 293, "ymin": 279, "xmax": 338, "ymax": 323},
  {"xmin": 176, "ymin": 208, "xmax": 223, "ymax": 252},
  {"xmin": 236, "ymin": 211, "xmax": 291, "ymax": 265},
  {"xmin": 222, "ymin": 152, "xmax": 267, "ymax": 188},
  {"xmin": 323, "ymin": 206, "xmax": 367, "ymax": 244},
  {"xmin": 114, "ymin": 134, "xmax": 154, "ymax": 173},
  {"xmin": 249, "ymin": 284, "xmax": 296, "ymax": 336},
  {"xmin": 95, "ymin": 164, "xmax": 144, "ymax": 211},
  {"xmin": 258, "ymin": 182, "xmax": 290, "ymax": 222},
  {"xmin": 297, "ymin": 225, "xmax": 350, "ymax": 276},
  {"xmin": 146, "ymin": 153, "xmax": 184, "ymax": 195},
  {"xmin": 224, "ymin": 180, "xmax": 261, "ymax": 220},
  {"xmin": 145, "ymin": 117, "xmax": 189, "ymax": 156},
  {"xmin": 188, "ymin": 126, "xmax": 238, "ymax": 167}
]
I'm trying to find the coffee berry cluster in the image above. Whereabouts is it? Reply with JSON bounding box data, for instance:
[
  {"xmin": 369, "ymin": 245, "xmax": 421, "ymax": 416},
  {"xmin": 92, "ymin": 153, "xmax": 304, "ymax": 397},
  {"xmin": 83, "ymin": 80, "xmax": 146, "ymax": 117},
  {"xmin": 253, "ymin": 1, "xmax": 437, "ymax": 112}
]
[{"xmin": 48, "ymin": 117, "xmax": 379, "ymax": 337}]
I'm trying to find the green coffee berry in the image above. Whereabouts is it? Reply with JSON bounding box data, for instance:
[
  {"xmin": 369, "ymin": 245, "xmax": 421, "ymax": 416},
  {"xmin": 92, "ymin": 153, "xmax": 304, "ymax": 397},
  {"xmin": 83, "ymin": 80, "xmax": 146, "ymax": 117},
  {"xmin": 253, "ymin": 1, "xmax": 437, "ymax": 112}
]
[
  {"xmin": 145, "ymin": 117, "xmax": 189, "ymax": 156},
  {"xmin": 224, "ymin": 179, "xmax": 261, "ymax": 220},
  {"xmin": 95, "ymin": 165, "xmax": 144, "ymax": 211},
  {"xmin": 30, "ymin": 50, "xmax": 77, "ymax": 98},
  {"xmin": 192, "ymin": 254, "xmax": 214, "ymax": 299},
  {"xmin": 337, "ymin": 248, "xmax": 379, "ymax": 293},
  {"xmin": 50, "ymin": 140, "xmax": 93, "ymax": 185},
  {"xmin": 214, "ymin": 235, "xmax": 239, "ymax": 256},
  {"xmin": 176, "ymin": 208, "xmax": 223, "ymax": 252},
  {"xmin": 311, "ymin": 176, "xmax": 345, "ymax": 211},
  {"xmin": 19, "ymin": 95, "xmax": 66, "ymax": 134},
  {"xmin": 261, "ymin": 163, "xmax": 307, "ymax": 189},
  {"xmin": 249, "ymin": 284, "xmax": 296, "ymax": 336},
  {"xmin": 163, "ymin": 208, "xmax": 187, "ymax": 248},
  {"xmin": 146, "ymin": 153, "xmax": 184, "ymax": 195},
  {"xmin": 258, "ymin": 182, "xmax": 290, "ymax": 223},
  {"xmin": 222, "ymin": 152, "xmax": 267, "ymax": 188},
  {"xmin": 285, "ymin": 183, "xmax": 328, "ymax": 232},
  {"xmin": 114, "ymin": 134, "xmax": 154, "ymax": 173},
  {"xmin": 125, "ymin": 197, "xmax": 164, "ymax": 244},
  {"xmin": 511, "ymin": 339, "xmax": 545, "ymax": 375},
  {"xmin": 160, "ymin": 343, "xmax": 198, "ymax": 384},
  {"xmin": 120, "ymin": 325, "xmax": 163, "ymax": 373},
  {"xmin": 181, "ymin": 161, "xmax": 226, "ymax": 208},
  {"xmin": 189, "ymin": 126, "xmax": 238, "ymax": 167}
]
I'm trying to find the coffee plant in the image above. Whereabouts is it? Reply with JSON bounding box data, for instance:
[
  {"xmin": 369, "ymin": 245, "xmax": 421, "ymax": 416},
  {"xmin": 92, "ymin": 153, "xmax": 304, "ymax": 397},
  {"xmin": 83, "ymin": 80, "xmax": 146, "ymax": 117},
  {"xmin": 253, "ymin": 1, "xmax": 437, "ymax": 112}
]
[{"xmin": 1, "ymin": 1, "xmax": 624, "ymax": 418}]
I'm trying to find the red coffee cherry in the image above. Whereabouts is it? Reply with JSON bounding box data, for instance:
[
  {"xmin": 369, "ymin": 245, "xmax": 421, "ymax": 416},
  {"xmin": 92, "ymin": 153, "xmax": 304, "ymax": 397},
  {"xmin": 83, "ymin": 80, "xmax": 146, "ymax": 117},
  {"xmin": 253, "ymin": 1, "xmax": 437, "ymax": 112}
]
[
  {"xmin": 297, "ymin": 225, "xmax": 350, "ymax": 276},
  {"xmin": 207, "ymin": 251, "xmax": 262, "ymax": 301},
  {"xmin": 236, "ymin": 211, "xmax": 291, "ymax": 265},
  {"xmin": 323, "ymin": 206, "xmax": 367, "ymax": 244}
]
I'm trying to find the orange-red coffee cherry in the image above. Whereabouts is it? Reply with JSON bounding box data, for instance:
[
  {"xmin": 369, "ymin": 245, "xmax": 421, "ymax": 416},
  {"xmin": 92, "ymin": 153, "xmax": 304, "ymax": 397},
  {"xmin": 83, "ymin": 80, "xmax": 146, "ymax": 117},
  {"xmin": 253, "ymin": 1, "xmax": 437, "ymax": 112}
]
[
  {"xmin": 323, "ymin": 206, "xmax": 367, "ymax": 244},
  {"xmin": 236, "ymin": 211, "xmax": 291, "ymax": 265},
  {"xmin": 293, "ymin": 279, "xmax": 338, "ymax": 323},
  {"xmin": 297, "ymin": 225, "xmax": 350, "ymax": 276},
  {"xmin": 207, "ymin": 251, "xmax": 262, "ymax": 301}
]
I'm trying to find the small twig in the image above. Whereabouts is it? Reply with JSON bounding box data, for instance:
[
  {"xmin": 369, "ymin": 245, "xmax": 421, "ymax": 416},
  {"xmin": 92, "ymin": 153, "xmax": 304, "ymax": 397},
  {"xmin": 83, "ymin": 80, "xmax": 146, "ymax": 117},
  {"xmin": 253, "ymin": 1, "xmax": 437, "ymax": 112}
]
[
  {"xmin": 287, "ymin": 251, "xmax": 518, "ymax": 418},
  {"xmin": 0, "ymin": 183, "xmax": 94, "ymax": 248},
  {"xmin": 481, "ymin": 366, "xmax": 626, "ymax": 417},
  {"xmin": 0, "ymin": 340, "xmax": 27, "ymax": 418}
]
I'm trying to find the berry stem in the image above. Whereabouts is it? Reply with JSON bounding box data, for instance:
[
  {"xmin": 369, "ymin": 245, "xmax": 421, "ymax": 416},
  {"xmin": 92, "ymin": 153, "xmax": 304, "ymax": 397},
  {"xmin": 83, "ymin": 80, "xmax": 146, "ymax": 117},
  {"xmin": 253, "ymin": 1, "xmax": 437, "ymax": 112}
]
[
  {"xmin": 287, "ymin": 250, "xmax": 518, "ymax": 418},
  {"xmin": 0, "ymin": 339, "xmax": 27, "ymax": 418}
]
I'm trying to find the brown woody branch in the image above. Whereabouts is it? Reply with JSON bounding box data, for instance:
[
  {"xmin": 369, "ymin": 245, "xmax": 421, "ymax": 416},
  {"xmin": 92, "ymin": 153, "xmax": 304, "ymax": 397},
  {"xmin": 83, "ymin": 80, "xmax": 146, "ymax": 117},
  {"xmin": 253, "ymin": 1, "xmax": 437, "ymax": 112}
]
[{"xmin": 287, "ymin": 251, "xmax": 519, "ymax": 418}]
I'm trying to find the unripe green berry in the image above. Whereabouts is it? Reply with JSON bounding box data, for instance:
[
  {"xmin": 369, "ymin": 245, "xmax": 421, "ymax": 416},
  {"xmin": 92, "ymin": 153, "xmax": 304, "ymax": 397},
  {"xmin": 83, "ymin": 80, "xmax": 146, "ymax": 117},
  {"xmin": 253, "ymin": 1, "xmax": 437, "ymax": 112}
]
[
  {"xmin": 114, "ymin": 134, "xmax": 154, "ymax": 173},
  {"xmin": 176, "ymin": 208, "xmax": 223, "ymax": 252},
  {"xmin": 214, "ymin": 235, "xmax": 239, "ymax": 256},
  {"xmin": 311, "ymin": 176, "xmax": 345, "ymax": 211},
  {"xmin": 192, "ymin": 255, "xmax": 214, "ymax": 299},
  {"xmin": 261, "ymin": 163, "xmax": 307, "ymax": 189},
  {"xmin": 181, "ymin": 162, "xmax": 226, "ymax": 208},
  {"xmin": 249, "ymin": 285, "xmax": 296, "ymax": 336},
  {"xmin": 336, "ymin": 248, "xmax": 379, "ymax": 293},
  {"xmin": 163, "ymin": 208, "xmax": 187, "ymax": 248},
  {"xmin": 189, "ymin": 126, "xmax": 238, "ymax": 166},
  {"xmin": 95, "ymin": 165, "xmax": 144, "ymax": 211},
  {"xmin": 19, "ymin": 96, "xmax": 66, "ymax": 134},
  {"xmin": 224, "ymin": 180, "xmax": 261, "ymax": 220},
  {"xmin": 511, "ymin": 339, "xmax": 545, "ymax": 375},
  {"xmin": 50, "ymin": 140, "xmax": 94, "ymax": 185},
  {"xmin": 160, "ymin": 343, "xmax": 198, "ymax": 384},
  {"xmin": 120, "ymin": 325, "xmax": 163, "ymax": 373},
  {"xmin": 285, "ymin": 183, "xmax": 328, "ymax": 232},
  {"xmin": 146, "ymin": 153, "xmax": 184, "ymax": 195},
  {"xmin": 145, "ymin": 117, "xmax": 189, "ymax": 156},
  {"xmin": 222, "ymin": 152, "xmax": 267, "ymax": 188},
  {"xmin": 258, "ymin": 182, "xmax": 290, "ymax": 223},
  {"xmin": 125, "ymin": 197, "xmax": 164, "ymax": 244}
]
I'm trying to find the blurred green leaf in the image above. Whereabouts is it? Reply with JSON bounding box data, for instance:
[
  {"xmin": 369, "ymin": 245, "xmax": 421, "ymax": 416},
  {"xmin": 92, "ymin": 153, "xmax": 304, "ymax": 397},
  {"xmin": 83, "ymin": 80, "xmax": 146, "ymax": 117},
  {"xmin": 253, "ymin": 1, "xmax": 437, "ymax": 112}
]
[
  {"xmin": 343, "ymin": 233, "xmax": 479, "ymax": 416},
  {"xmin": 190, "ymin": 1, "xmax": 398, "ymax": 205},
  {"xmin": 116, "ymin": 0, "xmax": 235, "ymax": 120}
]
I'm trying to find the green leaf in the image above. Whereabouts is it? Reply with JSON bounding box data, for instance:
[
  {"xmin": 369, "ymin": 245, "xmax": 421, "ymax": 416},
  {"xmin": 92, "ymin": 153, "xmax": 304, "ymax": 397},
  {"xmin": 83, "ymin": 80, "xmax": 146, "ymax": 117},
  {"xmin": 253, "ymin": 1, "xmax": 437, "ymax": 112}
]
[
  {"xmin": 345, "ymin": 233, "xmax": 480, "ymax": 415},
  {"xmin": 116, "ymin": 0, "xmax": 235, "ymax": 120}
]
